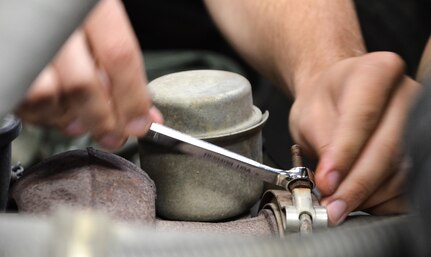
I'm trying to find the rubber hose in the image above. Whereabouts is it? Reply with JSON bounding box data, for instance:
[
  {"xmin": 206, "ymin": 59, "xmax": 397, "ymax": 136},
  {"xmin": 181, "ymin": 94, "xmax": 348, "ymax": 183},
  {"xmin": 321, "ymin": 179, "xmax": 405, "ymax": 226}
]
[{"xmin": 0, "ymin": 212, "xmax": 409, "ymax": 257}]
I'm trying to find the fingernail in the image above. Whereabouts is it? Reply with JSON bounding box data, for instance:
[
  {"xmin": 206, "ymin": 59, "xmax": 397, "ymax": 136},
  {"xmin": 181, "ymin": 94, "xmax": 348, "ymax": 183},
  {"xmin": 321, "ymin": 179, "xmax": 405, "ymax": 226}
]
[
  {"xmin": 65, "ymin": 120, "xmax": 85, "ymax": 136},
  {"xmin": 99, "ymin": 134, "xmax": 122, "ymax": 149},
  {"xmin": 326, "ymin": 171, "xmax": 340, "ymax": 194},
  {"xmin": 326, "ymin": 200, "xmax": 347, "ymax": 225},
  {"xmin": 126, "ymin": 115, "xmax": 151, "ymax": 135}
]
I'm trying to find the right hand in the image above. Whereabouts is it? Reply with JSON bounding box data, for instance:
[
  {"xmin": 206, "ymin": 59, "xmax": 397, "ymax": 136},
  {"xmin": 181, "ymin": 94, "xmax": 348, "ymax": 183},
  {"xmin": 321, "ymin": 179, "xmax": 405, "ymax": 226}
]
[
  {"xmin": 15, "ymin": 0, "xmax": 163, "ymax": 149},
  {"xmin": 289, "ymin": 52, "xmax": 420, "ymax": 225}
]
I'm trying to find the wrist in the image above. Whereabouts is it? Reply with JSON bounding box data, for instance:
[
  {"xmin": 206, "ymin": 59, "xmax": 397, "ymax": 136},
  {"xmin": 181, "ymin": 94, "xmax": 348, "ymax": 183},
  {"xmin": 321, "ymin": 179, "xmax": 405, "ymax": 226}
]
[{"xmin": 282, "ymin": 48, "xmax": 366, "ymax": 98}]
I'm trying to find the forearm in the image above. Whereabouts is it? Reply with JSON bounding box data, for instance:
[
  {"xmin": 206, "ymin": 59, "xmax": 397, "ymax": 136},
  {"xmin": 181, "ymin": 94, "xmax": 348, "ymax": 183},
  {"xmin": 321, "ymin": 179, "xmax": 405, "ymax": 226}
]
[{"xmin": 204, "ymin": 0, "xmax": 366, "ymax": 96}]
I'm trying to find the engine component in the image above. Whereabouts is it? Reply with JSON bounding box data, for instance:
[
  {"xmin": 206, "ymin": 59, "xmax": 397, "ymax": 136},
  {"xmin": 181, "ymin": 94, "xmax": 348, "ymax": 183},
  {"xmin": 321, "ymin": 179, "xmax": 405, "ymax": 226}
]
[
  {"xmin": 143, "ymin": 125, "xmax": 327, "ymax": 233},
  {"xmin": 139, "ymin": 70, "xmax": 267, "ymax": 221},
  {"xmin": 11, "ymin": 148, "xmax": 156, "ymax": 223}
]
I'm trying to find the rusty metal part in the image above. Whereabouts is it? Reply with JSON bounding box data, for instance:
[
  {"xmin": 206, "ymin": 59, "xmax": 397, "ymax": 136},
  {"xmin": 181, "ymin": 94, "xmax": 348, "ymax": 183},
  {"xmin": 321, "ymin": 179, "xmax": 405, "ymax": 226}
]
[
  {"xmin": 291, "ymin": 145, "xmax": 303, "ymax": 167},
  {"xmin": 290, "ymin": 145, "xmax": 313, "ymax": 233},
  {"xmin": 11, "ymin": 148, "xmax": 156, "ymax": 224},
  {"xmin": 140, "ymin": 70, "xmax": 267, "ymax": 221}
]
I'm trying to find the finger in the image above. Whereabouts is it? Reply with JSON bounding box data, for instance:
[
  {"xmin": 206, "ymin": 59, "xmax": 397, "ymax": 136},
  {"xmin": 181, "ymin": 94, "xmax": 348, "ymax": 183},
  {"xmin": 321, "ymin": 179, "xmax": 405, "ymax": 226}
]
[
  {"xmin": 317, "ymin": 52, "xmax": 406, "ymax": 195},
  {"xmin": 15, "ymin": 65, "xmax": 61, "ymax": 124},
  {"xmin": 53, "ymin": 30, "xmax": 117, "ymax": 139},
  {"xmin": 149, "ymin": 106, "xmax": 164, "ymax": 124},
  {"xmin": 289, "ymin": 86, "xmax": 337, "ymax": 159},
  {"xmin": 84, "ymin": 0, "xmax": 153, "ymax": 137},
  {"xmin": 321, "ymin": 78, "xmax": 420, "ymax": 225}
]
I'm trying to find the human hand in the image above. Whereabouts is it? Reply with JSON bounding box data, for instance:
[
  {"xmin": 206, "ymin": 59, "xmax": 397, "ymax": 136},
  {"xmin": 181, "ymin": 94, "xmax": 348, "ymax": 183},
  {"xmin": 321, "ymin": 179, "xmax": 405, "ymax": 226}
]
[
  {"xmin": 289, "ymin": 52, "xmax": 420, "ymax": 225},
  {"xmin": 15, "ymin": 0, "xmax": 163, "ymax": 149}
]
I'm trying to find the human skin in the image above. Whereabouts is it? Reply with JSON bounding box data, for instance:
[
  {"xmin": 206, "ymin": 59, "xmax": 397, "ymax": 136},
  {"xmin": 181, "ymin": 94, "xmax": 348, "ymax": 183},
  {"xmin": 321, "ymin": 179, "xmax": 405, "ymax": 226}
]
[
  {"xmin": 204, "ymin": 0, "xmax": 421, "ymax": 225},
  {"xmin": 16, "ymin": 0, "xmax": 163, "ymax": 149}
]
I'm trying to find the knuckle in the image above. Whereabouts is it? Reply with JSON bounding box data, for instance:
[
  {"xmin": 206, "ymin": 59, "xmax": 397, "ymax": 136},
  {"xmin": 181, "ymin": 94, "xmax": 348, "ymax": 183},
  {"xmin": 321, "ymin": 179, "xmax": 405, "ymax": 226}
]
[
  {"xmin": 62, "ymin": 78, "xmax": 98, "ymax": 100},
  {"xmin": 366, "ymin": 52, "xmax": 406, "ymax": 74},
  {"xmin": 103, "ymin": 40, "xmax": 137, "ymax": 67}
]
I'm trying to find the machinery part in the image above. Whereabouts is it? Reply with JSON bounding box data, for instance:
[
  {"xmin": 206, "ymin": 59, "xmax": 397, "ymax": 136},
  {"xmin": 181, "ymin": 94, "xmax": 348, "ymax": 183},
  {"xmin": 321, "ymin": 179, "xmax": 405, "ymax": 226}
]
[
  {"xmin": 0, "ymin": 209, "xmax": 410, "ymax": 257},
  {"xmin": 0, "ymin": 0, "xmax": 98, "ymax": 118},
  {"xmin": 11, "ymin": 148, "xmax": 156, "ymax": 223},
  {"xmin": 259, "ymin": 189, "xmax": 327, "ymax": 235},
  {"xmin": 143, "ymin": 124, "xmax": 325, "ymax": 230},
  {"xmin": 9, "ymin": 148, "xmax": 279, "ymax": 236},
  {"xmin": 285, "ymin": 188, "xmax": 328, "ymax": 233},
  {"xmin": 286, "ymin": 145, "xmax": 327, "ymax": 234},
  {"xmin": 0, "ymin": 115, "xmax": 21, "ymax": 211},
  {"xmin": 143, "ymin": 123, "xmax": 314, "ymax": 191},
  {"xmin": 139, "ymin": 70, "xmax": 267, "ymax": 221}
]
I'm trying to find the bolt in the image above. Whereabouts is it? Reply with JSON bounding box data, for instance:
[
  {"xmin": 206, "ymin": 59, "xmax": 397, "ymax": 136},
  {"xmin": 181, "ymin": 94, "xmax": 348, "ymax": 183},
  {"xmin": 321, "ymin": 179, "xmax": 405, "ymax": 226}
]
[{"xmin": 291, "ymin": 144, "xmax": 303, "ymax": 167}]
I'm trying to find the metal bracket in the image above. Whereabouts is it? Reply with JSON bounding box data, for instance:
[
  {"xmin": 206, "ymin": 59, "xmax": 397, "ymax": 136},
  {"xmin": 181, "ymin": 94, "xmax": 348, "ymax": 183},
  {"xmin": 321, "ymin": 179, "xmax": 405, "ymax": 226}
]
[{"xmin": 259, "ymin": 189, "xmax": 328, "ymax": 235}]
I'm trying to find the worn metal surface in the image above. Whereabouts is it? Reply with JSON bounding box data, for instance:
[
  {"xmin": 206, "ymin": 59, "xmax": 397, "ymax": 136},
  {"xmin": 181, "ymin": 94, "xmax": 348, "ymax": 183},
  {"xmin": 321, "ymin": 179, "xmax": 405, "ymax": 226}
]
[
  {"xmin": 146, "ymin": 70, "xmax": 263, "ymax": 138},
  {"xmin": 11, "ymin": 148, "xmax": 156, "ymax": 223},
  {"xmin": 139, "ymin": 70, "xmax": 266, "ymax": 221},
  {"xmin": 259, "ymin": 189, "xmax": 327, "ymax": 235}
]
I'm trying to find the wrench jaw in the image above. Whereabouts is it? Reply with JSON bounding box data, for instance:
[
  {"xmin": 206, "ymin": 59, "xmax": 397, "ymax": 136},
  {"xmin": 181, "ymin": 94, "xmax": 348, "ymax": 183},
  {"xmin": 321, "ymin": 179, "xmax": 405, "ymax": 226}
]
[{"xmin": 275, "ymin": 167, "xmax": 315, "ymax": 191}]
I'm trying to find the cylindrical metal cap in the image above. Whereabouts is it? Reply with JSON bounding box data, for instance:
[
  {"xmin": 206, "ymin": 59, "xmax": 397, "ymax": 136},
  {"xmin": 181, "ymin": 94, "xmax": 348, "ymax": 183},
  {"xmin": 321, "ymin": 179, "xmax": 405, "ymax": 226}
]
[{"xmin": 148, "ymin": 70, "xmax": 262, "ymax": 138}]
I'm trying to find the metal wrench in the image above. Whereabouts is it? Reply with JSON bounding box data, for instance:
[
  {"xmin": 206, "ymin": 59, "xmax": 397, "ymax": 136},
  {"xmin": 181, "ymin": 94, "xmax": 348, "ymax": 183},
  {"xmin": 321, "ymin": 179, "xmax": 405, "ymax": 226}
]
[{"xmin": 143, "ymin": 123, "xmax": 314, "ymax": 191}]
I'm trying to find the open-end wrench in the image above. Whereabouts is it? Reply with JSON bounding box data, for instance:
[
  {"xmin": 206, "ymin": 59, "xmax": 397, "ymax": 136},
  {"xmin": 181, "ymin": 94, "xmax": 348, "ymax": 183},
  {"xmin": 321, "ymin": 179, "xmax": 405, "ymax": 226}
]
[{"xmin": 143, "ymin": 123, "xmax": 314, "ymax": 191}]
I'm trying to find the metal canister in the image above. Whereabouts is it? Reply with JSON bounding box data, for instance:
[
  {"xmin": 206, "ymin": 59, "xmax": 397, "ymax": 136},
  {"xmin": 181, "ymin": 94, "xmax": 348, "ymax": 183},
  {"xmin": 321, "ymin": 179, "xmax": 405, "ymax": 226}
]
[{"xmin": 139, "ymin": 70, "xmax": 268, "ymax": 221}]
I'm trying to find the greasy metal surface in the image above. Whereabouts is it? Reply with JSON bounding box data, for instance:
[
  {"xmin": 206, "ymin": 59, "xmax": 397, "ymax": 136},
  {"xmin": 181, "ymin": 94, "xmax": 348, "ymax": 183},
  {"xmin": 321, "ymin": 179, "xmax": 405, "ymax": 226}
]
[
  {"xmin": 11, "ymin": 148, "xmax": 156, "ymax": 223},
  {"xmin": 140, "ymin": 70, "xmax": 266, "ymax": 221}
]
